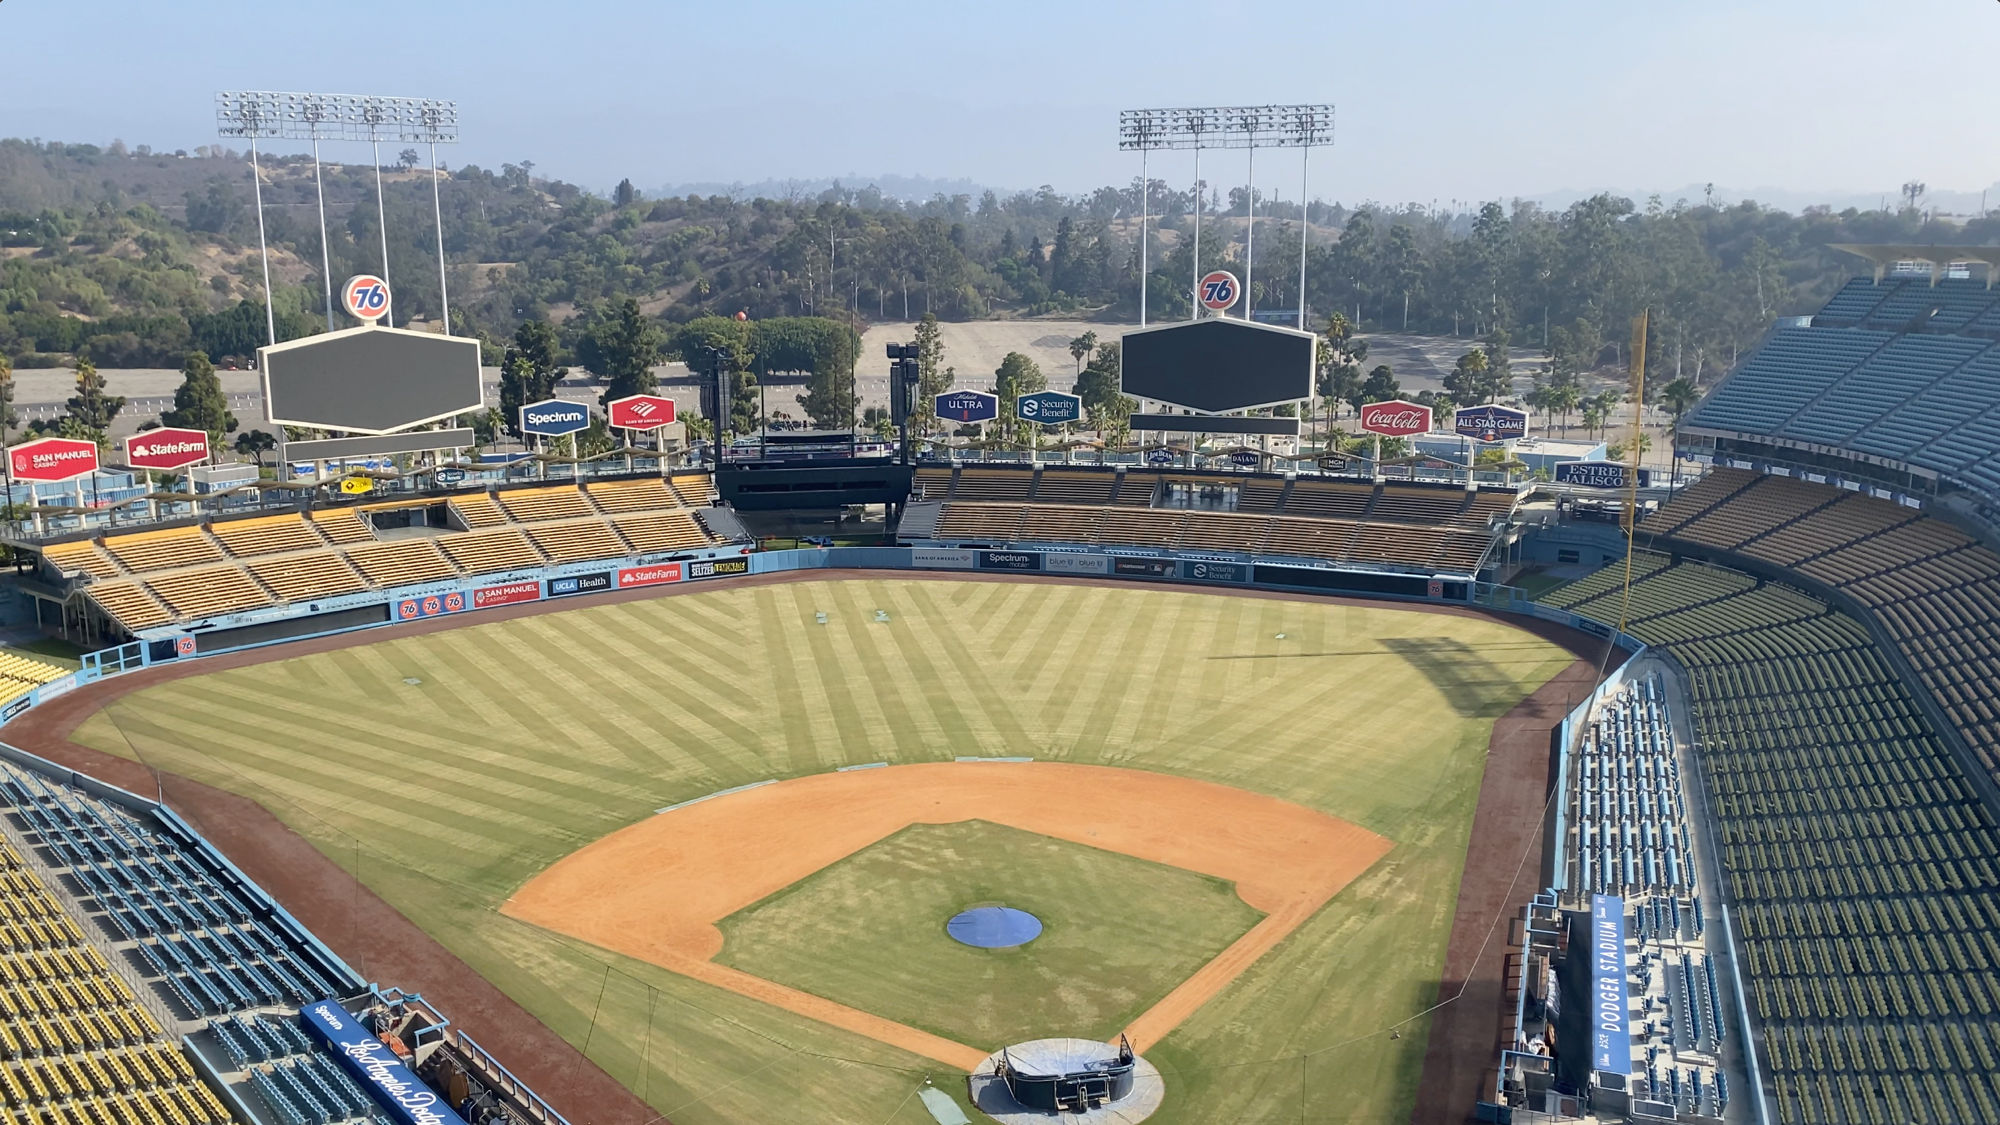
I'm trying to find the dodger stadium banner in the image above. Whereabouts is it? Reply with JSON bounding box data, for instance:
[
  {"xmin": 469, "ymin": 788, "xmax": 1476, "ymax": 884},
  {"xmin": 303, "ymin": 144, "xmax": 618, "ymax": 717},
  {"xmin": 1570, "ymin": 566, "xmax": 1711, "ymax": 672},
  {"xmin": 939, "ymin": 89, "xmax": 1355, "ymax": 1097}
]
[
  {"xmin": 300, "ymin": 999, "xmax": 470, "ymax": 1125},
  {"xmin": 1590, "ymin": 894, "xmax": 1632, "ymax": 1074}
]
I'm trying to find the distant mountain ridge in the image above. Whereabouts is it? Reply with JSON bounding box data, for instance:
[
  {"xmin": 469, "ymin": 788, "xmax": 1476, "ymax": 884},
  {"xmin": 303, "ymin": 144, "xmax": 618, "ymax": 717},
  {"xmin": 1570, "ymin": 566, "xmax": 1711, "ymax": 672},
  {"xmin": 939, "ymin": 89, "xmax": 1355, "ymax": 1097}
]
[{"xmin": 646, "ymin": 173, "xmax": 1008, "ymax": 203}]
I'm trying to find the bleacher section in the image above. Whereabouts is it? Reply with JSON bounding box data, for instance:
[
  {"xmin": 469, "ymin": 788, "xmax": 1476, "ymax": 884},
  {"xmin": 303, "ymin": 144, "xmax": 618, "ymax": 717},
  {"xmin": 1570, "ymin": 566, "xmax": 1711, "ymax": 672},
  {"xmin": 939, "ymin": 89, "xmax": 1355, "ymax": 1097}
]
[
  {"xmin": 1684, "ymin": 276, "xmax": 2000, "ymax": 500},
  {"xmin": 0, "ymin": 657, "xmax": 69, "ymax": 710},
  {"xmin": 1542, "ymin": 556, "xmax": 2000, "ymax": 1125},
  {"xmin": 918, "ymin": 468, "xmax": 1513, "ymax": 574},
  {"xmin": 1649, "ymin": 467, "xmax": 2000, "ymax": 790},
  {"xmin": 58, "ymin": 478, "xmax": 744, "ymax": 635}
]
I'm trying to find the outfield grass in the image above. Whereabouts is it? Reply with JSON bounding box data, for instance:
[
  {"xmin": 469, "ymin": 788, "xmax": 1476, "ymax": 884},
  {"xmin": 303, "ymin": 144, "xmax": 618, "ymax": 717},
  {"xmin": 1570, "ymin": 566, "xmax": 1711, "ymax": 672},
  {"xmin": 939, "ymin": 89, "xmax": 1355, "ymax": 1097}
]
[
  {"xmin": 69, "ymin": 578, "xmax": 1574, "ymax": 1124},
  {"xmin": 716, "ymin": 820, "xmax": 1264, "ymax": 1048}
]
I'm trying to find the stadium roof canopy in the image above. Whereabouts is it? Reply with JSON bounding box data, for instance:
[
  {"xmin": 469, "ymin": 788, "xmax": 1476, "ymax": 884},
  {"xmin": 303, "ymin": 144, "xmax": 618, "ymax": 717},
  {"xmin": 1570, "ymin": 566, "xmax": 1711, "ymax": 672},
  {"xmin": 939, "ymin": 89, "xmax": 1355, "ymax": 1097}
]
[{"xmin": 1830, "ymin": 244, "xmax": 2000, "ymax": 287}]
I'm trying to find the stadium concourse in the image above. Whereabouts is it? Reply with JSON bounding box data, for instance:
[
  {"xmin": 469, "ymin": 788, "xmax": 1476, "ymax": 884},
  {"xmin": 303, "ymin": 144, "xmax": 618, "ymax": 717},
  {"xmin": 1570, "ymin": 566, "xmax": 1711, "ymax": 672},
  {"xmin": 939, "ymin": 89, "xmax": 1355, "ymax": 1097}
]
[{"xmin": 4, "ymin": 256, "xmax": 2000, "ymax": 1125}]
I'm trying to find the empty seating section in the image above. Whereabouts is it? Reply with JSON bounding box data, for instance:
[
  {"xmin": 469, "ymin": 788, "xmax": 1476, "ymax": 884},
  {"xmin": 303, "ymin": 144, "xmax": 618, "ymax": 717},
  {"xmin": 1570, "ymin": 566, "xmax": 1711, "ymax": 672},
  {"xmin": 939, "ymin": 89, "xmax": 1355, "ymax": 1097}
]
[
  {"xmin": 912, "ymin": 467, "xmax": 955, "ymax": 501},
  {"xmin": 1811, "ymin": 277, "xmax": 1896, "ymax": 325},
  {"xmin": 212, "ymin": 1013, "xmax": 377, "ymax": 1125},
  {"xmin": 1373, "ymin": 486, "xmax": 1469, "ymax": 526},
  {"xmin": 584, "ymin": 478, "xmax": 676, "ymax": 514},
  {"xmin": 2, "ymin": 763, "xmax": 351, "ymax": 1022},
  {"xmin": 952, "ymin": 469, "xmax": 1035, "ymax": 501},
  {"xmin": 449, "ymin": 493, "xmax": 509, "ymax": 529},
  {"xmin": 525, "ymin": 520, "xmax": 628, "ymax": 564},
  {"xmin": 1867, "ymin": 348, "xmax": 2000, "ymax": 468},
  {"xmin": 667, "ymin": 473, "xmax": 714, "ymax": 505},
  {"xmin": 1540, "ymin": 555, "xmax": 2000, "ymax": 1125},
  {"xmin": 81, "ymin": 584, "xmax": 172, "ymax": 632},
  {"xmin": 438, "ymin": 530, "xmax": 543, "ymax": 574},
  {"xmin": 1233, "ymin": 478, "xmax": 1287, "ymax": 513},
  {"xmin": 610, "ymin": 511, "xmax": 708, "ymax": 553},
  {"xmin": 341, "ymin": 541, "xmax": 457, "ymax": 589},
  {"xmin": 244, "ymin": 554, "xmax": 368, "ymax": 603},
  {"xmin": 100, "ymin": 530, "xmax": 221, "ymax": 575},
  {"xmin": 495, "ymin": 487, "xmax": 592, "ymax": 523},
  {"xmin": 1031, "ymin": 470, "xmax": 1116, "ymax": 505},
  {"xmin": 1096, "ymin": 508, "xmax": 1185, "ymax": 549},
  {"xmin": 1282, "ymin": 481, "xmax": 1372, "ymax": 519},
  {"xmin": 1653, "ymin": 469, "xmax": 2000, "ymax": 785},
  {"xmin": 1014, "ymin": 505, "xmax": 1103, "ymax": 544},
  {"xmin": 39, "ymin": 543, "xmax": 119, "ymax": 580},
  {"xmin": 1645, "ymin": 469, "xmax": 1760, "ymax": 537},
  {"xmin": 1109, "ymin": 474, "xmax": 1157, "ymax": 506},
  {"xmin": 1780, "ymin": 334, "xmax": 1986, "ymax": 447},
  {"xmin": 207, "ymin": 516, "xmax": 323, "ymax": 558},
  {"xmin": 1683, "ymin": 328, "xmax": 1889, "ymax": 435},
  {"xmin": 142, "ymin": 566, "xmax": 270, "ymax": 620},
  {"xmin": 1179, "ymin": 512, "xmax": 1268, "ymax": 552},
  {"xmin": 0, "ymin": 657, "xmax": 66, "ymax": 709},
  {"xmin": 306, "ymin": 511, "xmax": 374, "ymax": 545},
  {"xmin": 1263, "ymin": 518, "xmax": 1355, "ymax": 561},
  {"xmin": 933, "ymin": 503, "xmax": 1024, "ymax": 541},
  {"xmin": 0, "ymin": 836, "xmax": 232, "ymax": 1125}
]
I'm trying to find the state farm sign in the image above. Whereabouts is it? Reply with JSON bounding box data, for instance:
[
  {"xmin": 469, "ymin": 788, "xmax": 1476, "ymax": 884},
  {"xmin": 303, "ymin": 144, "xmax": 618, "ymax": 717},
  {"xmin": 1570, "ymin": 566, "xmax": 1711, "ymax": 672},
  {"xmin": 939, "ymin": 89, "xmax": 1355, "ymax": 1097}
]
[
  {"xmin": 608, "ymin": 394, "xmax": 676, "ymax": 431},
  {"xmin": 8, "ymin": 437, "xmax": 99, "ymax": 482},
  {"xmin": 1358, "ymin": 400, "xmax": 1434, "ymax": 437},
  {"xmin": 122, "ymin": 428, "xmax": 210, "ymax": 471}
]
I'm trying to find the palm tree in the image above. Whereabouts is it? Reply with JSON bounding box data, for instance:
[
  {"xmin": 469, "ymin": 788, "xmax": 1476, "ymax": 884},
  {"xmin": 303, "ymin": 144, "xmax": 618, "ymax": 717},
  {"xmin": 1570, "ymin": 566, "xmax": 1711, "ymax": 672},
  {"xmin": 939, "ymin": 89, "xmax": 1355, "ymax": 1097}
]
[
  {"xmin": 1658, "ymin": 376, "xmax": 1700, "ymax": 487},
  {"xmin": 1068, "ymin": 331, "xmax": 1098, "ymax": 376},
  {"xmin": 1548, "ymin": 383, "xmax": 1580, "ymax": 435}
]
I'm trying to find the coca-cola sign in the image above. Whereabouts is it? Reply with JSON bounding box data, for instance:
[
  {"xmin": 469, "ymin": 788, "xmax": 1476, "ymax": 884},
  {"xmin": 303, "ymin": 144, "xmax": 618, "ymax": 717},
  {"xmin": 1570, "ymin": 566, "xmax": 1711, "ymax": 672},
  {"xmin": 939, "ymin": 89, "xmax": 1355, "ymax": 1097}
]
[
  {"xmin": 122, "ymin": 428, "xmax": 210, "ymax": 471},
  {"xmin": 1358, "ymin": 400, "xmax": 1433, "ymax": 437},
  {"xmin": 8, "ymin": 437, "xmax": 99, "ymax": 482}
]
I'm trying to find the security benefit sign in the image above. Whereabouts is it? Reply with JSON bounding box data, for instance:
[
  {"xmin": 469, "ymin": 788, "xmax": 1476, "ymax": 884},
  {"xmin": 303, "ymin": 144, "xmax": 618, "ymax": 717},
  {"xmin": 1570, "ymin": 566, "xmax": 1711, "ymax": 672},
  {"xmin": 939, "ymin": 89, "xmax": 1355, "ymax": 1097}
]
[
  {"xmin": 1589, "ymin": 895, "xmax": 1633, "ymax": 1074},
  {"xmin": 1180, "ymin": 560, "xmax": 1247, "ymax": 583},
  {"xmin": 1556, "ymin": 461, "xmax": 1650, "ymax": 489},
  {"xmin": 934, "ymin": 390, "xmax": 999, "ymax": 424},
  {"xmin": 1016, "ymin": 390, "xmax": 1082, "ymax": 425},
  {"xmin": 300, "ymin": 999, "xmax": 470, "ymax": 1125}
]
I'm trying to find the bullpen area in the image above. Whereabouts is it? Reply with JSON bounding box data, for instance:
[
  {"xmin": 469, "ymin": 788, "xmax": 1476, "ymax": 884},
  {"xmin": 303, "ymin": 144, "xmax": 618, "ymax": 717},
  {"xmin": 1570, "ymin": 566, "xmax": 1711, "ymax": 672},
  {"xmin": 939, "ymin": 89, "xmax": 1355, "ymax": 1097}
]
[{"xmin": 48, "ymin": 576, "xmax": 1578, "ymax": 1124}]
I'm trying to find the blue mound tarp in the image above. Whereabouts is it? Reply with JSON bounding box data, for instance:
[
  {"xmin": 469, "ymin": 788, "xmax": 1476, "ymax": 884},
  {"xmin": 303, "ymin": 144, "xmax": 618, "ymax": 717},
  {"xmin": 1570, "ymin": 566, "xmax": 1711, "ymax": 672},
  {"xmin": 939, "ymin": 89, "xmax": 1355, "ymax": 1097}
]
[{"xmin": 946, "ymin": 906, "xmax": 1042, "ymax": 948}]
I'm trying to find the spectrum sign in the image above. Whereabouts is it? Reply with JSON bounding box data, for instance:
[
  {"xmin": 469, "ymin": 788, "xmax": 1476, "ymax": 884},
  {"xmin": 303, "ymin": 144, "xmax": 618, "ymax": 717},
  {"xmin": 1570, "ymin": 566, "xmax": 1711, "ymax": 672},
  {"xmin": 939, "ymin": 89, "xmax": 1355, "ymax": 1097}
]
[
  {"xmin": 519, "ymin": 399, "xmax": 590, "ymax": 437},
  {"xmin": 122, "ymin": 428, "xmax": 210, "ymax": 471}
]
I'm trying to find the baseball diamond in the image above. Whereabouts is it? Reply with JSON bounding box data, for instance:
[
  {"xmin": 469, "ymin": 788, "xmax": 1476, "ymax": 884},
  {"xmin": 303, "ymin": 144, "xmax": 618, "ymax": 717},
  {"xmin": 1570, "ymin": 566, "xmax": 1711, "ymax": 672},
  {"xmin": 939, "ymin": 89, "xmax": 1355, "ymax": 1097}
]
[{"xmin": 18, "ymin": 575, "xmax": 1585, "ymax": 1125}]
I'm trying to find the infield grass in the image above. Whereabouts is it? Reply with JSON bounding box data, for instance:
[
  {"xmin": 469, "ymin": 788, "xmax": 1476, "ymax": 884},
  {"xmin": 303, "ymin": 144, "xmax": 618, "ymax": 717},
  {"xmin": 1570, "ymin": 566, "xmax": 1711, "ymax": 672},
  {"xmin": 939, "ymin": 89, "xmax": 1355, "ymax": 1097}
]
[
  {"xmin": 716, "ymin": 820, "xmax": 1264, "ymax": 1048},
  {"xmin": 69, "ymin": 577, "xmax": 1575, "ymax": 1125}
]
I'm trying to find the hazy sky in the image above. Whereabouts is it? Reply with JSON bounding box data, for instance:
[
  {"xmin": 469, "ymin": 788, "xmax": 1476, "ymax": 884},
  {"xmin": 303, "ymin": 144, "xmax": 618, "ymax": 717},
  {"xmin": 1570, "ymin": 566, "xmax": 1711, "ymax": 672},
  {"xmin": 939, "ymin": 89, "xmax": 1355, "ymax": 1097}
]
[{"xmin": 8, "ymin": 0, "xmax": 1998, "ymax": 205}]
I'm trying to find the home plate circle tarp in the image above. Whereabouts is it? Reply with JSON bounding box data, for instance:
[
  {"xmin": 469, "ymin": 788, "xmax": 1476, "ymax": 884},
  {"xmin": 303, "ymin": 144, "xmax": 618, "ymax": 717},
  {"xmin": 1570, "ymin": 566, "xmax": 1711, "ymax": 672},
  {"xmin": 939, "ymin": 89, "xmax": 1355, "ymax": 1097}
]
[{"xmin": 946, "ymin": 905, "xmax": 1042, "ymax": 948}]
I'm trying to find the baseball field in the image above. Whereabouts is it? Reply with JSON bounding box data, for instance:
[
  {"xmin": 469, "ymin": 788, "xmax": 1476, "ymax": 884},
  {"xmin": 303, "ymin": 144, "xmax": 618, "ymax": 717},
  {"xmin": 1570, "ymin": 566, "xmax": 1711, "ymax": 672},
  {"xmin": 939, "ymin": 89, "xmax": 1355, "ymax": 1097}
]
[{"xmin": 58, "ymin": 576, "xmax": 1577, "ymax": 1124}]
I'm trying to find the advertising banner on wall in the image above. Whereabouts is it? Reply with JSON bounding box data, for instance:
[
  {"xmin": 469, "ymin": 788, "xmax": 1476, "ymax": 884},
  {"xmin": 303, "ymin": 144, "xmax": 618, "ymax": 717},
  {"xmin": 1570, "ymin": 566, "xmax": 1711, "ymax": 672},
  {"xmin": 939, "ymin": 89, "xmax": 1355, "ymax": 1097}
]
[
  {"xmin": 1111, "ymin": 557, "xmax": 1175, "ymax": 578},
  {"xmin": 617, "ymin": 563, "xmax": 683, "ymax": 589},
  {"xmin": 519, "ymin": 399, "xmax": 591, "ymax": 437},
  {"xmin": 1556, "ymin": 461, "xmax": 1651, "ymax": 489},
  {"xmin": 1044, "ymin": 553, "xmax": 1108, "ymax": 575},
  {"xmin": 1590, "ymin": 894, "xmax": 1633, "ymax": 1074},
  {"xmin": 1452, "ymin": 405, "xmax": 1528, "ymax": 442},
  {"xmin": 911, "ymin": 548, "xmax": 976, "ymax": 569},
  {"xmin": 122, "ymin": 428, "xmax": 211, "ymax": 471},
  {"xmin": 549, "ymin": 572, "xmax": 613, "ymax": 598},
  {"xmin": 976, "ymin": 550, "xmax": 1042, "ymax": 571},
  {"xmin": 934, "ymin": 390, "xmax": 999, "ymax": 423},
  {"xmin": 395, "ymin": 591, "xmax": 465, "ymax": 621},
  {"xmin": 472, "ymin": 581, "xmax": 542, "ymax": 609},
  {"xmin": 1358, "ymin": 400, "xmax": 1433, "ymax": 437},
  {"xmin": 8, "ymin": 437, "xmax": 100, "ymax": 482},
  {"xmin": 688, "ymin": 558, "xmax": 750, "ymax": 580},
  {"xmin": 1180, "ymin": 560, "xmax": 1247, "ymax": 583}
]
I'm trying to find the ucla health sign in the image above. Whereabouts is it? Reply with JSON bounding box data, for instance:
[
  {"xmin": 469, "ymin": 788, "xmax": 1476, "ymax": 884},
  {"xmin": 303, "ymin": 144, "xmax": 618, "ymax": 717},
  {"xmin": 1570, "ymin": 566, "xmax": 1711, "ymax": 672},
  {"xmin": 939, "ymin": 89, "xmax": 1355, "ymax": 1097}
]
[
  {"xmin": 1589, "ymin": 895, "xmax": 1632, "ymax": 1074},
  {"xmin": 519, "ymin": 398, "xmax": 590, "ymax": 437},
  {"xmin": 300, "ymin": 999, "xmax": 470, "ymax": 1125}
]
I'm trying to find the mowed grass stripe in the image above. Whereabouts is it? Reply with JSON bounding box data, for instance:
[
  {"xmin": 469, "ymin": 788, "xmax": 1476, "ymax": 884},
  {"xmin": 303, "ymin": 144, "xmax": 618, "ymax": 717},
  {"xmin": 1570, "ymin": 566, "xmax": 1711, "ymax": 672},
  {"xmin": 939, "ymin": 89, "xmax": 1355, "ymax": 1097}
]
[{"xmin": 65, "ymin": 579, "xmax": 1575, "ymax": 1125}]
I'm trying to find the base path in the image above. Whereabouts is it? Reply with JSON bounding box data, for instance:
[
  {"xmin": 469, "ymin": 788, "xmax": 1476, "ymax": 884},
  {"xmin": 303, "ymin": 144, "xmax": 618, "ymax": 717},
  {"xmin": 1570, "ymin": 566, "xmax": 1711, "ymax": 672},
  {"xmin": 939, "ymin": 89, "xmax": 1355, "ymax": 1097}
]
[{"xmin": 505, "ymin": 761, "xmax": 1392, "ymax": 1069}]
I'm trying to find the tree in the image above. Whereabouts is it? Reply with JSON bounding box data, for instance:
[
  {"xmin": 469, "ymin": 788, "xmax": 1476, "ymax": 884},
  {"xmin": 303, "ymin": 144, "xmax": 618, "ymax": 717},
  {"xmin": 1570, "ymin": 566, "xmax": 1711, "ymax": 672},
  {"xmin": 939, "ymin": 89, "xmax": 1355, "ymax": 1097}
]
[
  {"xmin": 910, "ymin": 313, "xmax": 948, "ymax": 435},
  {"xmin": 1657, "ymin": 375, "xmax": 1700, "ymax": 486},
  {"xmin": 1067, "ymin": 330, "xmax": 1098, "ymax": 376},
  {"xmin": 232, "ymin": 429, "xmax": 276, "ymax": 469},
  {"xmin": 1075, "ymin": 342, "xmax": 1130, "ymax": 436},
  {"xmin": 993, "ymin": 352, "xmax": 1046, "ymax": 444},
  {"xmin": 500, "ymin": 319, "xmax": 567, "ymax": 438},
  {"xmin": 591, "ymin": 299, "xmax": 663, "ymax": 404},
  {"xmin": 160, "ymin": 351, "xmax": 237, "ymax": 445},
  {"xmin": 1443, "ymin": 348, "xmax": 1489, "ymax": 404},
  {"xmin": 615, "ymin": 178, "xmax": 638, "ymax": 207},
  {"xmin": 1547, "ymin": 381, "xmax": 1581, "ymax": 434},
  {"xmin": 1361, "ymin": 364, "xmax": 1400, "ymax": 404},
  {"xmin": 398, "ymin": 149, "xmax": 420, "ymax": 171},
  {"xmin": 66, "ymin": 359, "xmax": 125, "ymax": 434},
  {"xmin": 1317, "ymin": 312, "xmax": 1368, "ymax": 422},
  {"xmin": 0, "ymin": 355, "xmax": 17, "ymax": 456}
]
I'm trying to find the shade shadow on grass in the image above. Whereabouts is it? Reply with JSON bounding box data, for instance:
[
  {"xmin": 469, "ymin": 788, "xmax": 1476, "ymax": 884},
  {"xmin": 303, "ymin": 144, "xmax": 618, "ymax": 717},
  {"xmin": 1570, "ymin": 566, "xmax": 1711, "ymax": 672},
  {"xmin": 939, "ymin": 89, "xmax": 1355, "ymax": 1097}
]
[{"xmin": 1380, "ymin": 636, "xmax": 1545, "ymax": 718}]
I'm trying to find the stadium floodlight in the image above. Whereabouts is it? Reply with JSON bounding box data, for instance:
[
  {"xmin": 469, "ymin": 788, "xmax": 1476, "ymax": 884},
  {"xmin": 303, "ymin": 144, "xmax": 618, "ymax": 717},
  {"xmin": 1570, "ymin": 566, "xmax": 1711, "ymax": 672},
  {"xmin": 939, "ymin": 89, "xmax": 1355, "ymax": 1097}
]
[
  {"xmin": 216, "ymin": 92, "xmax": 461, "ymax": 331},
  {"xmin": 214, "ymin": 93, "xmax": 282, "ymax": 349},
  {"xmin": 1119, "ymin": 105, "xmax": 1334, "ymax": 330}
]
